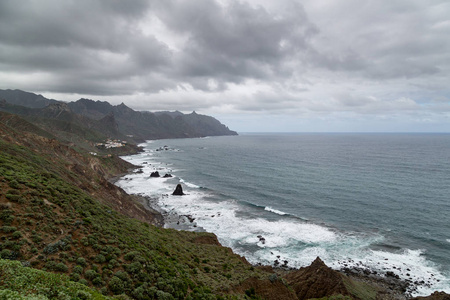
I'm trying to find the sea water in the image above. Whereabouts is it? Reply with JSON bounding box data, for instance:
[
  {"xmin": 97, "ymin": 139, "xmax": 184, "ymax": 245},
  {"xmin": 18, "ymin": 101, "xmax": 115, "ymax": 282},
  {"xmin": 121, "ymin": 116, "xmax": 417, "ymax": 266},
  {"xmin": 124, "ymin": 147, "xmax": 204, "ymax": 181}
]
[{"xmin": 116, "ymin": 133, "xmax": 450, "ymax": 296}]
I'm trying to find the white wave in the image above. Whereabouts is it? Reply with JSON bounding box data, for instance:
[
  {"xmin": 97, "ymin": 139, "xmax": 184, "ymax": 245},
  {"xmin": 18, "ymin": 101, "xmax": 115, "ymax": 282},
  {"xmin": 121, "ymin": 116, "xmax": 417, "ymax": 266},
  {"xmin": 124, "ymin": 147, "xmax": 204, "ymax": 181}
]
[
  {"xmin": 179, "ymin": 178, "xmax": 201, "ymax": 188},
  {"xmin": 116, "ymin": 141, "xmax": 450, "ymax": 297},
  {"xmin": 265, "ymin": 206, "xmax": 287, "ymax": 215}
]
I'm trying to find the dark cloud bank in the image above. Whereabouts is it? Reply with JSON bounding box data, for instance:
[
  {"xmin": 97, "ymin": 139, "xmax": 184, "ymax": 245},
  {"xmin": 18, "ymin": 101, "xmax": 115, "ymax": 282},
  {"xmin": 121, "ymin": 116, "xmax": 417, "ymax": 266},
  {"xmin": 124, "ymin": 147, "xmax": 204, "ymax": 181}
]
[{"xmin": 0, "ymin": 0, "xmax": 449, "ymax": 131}]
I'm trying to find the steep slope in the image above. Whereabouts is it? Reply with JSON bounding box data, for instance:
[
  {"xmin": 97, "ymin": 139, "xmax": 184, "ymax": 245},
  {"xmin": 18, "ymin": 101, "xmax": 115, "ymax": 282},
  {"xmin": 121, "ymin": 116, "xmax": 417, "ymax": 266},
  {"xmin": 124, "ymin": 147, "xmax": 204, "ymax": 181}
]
[
  {"xmin": 182, "ymin": 111, "xmax": 237, "ymax": 137},
  {"xmin": 0, "ymin": 259, "xmax": 111, "ymax": 299},
  {"xmin": 0, "ymin": 100, "xmax": 134, "ymax": 154},
  {"xmin": 0, "ymin": 115, "xmax": 286, "ymax": 299}
]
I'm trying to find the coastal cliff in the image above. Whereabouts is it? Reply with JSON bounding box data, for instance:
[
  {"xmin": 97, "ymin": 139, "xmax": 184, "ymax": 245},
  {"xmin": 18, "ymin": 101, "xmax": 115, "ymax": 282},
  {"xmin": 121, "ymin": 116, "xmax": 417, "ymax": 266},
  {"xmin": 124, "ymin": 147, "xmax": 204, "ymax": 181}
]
[
  {"xmin": 0, "ymin": 99, "xmax": 448, "ymax": 299},
  {"xmin": 0, "ymin": 89, "xmax": 238, "ymax": 142}
]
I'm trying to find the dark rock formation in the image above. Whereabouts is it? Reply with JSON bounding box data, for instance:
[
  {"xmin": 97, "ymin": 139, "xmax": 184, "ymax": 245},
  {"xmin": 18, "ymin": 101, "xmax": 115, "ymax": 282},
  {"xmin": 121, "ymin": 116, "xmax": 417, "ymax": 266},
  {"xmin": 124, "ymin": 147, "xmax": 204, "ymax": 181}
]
[
  {"xmin": 257, "ymin": 235, "xmax": 266, "ymax": 244},
  {"xmin": 150, "ymin": 171, "xmax": 160, "ymax": 178},
  {"xmin": 172, "ymin": 184, "xmax": 185, "ymax": 196},
  {"xmin": 412, "ymin": 292, "xmax": 450, "ymax": 300},
  {"xmin": 284, "ymin": 257, "xmax": 371, "ymax": 300},
  {"xmin": 163, "ymin": 173, "xmax": 172, "ymax": 178}
]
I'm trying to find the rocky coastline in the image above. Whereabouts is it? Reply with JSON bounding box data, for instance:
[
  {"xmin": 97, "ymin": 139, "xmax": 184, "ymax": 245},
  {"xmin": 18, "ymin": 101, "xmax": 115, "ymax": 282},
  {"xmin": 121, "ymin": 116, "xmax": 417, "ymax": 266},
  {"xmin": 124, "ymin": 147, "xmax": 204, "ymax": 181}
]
[{"xmin": 111, "ymin": 156, "xmax": 449, "ymax": 300}]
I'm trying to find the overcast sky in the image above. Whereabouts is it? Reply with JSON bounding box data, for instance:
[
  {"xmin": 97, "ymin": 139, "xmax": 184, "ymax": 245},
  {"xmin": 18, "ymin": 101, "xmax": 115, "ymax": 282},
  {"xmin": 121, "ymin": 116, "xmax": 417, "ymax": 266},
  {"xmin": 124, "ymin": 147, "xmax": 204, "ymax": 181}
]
[{"xmin": 1, "ymin": 0, "xmax": 449, "ymax": 132}]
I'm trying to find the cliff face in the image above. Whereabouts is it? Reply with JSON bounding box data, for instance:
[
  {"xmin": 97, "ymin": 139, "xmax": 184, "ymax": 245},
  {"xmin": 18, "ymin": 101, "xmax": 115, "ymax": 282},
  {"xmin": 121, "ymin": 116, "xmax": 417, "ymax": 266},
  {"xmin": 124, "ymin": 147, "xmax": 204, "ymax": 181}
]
[{"xmin": 68, "ymin": 99, "xmax": 238, "ymax": 140}]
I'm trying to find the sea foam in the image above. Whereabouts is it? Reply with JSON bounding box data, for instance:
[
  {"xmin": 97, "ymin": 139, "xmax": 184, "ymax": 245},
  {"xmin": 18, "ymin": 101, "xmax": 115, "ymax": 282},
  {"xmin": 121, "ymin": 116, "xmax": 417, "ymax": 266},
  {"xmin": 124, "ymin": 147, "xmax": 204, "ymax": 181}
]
[{"xmin": 116, "ymin": 140, "xmax": 450, "ymax": 297}]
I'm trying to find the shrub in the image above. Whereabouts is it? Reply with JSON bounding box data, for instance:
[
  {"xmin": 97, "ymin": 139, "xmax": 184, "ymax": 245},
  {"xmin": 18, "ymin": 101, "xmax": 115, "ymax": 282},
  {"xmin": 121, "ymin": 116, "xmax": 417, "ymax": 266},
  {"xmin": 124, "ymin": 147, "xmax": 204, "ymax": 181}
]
[
  {"xmin": 156, "ymin": 290, "xmax": 174, "ymax": 300},
  {"xmin": 5, "ymin": 194, "xmax": 20, "ymax": 202},
  {"xmin": 70, "ymin": 273, "xmax": 80, "ymax": 282},
  {"xmin": 73, "ymin": 265, "xmax": 83, "ymax": 274},
  {"xmin": 79, "ymin": 279, "xmax": 88, "ymax": 286},
  {"xmin": 124, "ymin": 251, "xmax": 140, "ymax": 261},
  {"xmin": 84, "ymin": 269, "xmax": 98, "ymax": 281},
  {"xmin": 0, "ymin": 249, "xmax": 12, "ymax": 259},
  {"xmin": 109, "ymin": 276, "xmax": 125, "ymax": 295},
  {"xmin": 1, "ymin": 226, "xmax": 17, "ymax": 233},
  {"xmin": 114, "ymin": 271, "xmax": 129, "ymax": 282},
  {"xmin": 94, "ymin": 254, "xmax": 106, "ymax": 263},
  {"xmin": 76, "ymin": 290, "xmax": 92, "ymax": 300},
  {"xmin": 8, "ymin": 180, "xmax": 19, "ymax": 189},
  {"xmin": 92, "ymin": 277, "xmax": 103, "ymax": 286},
  {"xmin": 55, "ymin": 262, "xmax": 68, "ymax": 273},
  {"xmin": 76, "ymin": 257, "xmax": 87, "ymax": 266},
  {"xmin": 125, "ymin": 262, "xmax": 142, "ymax": 274}
]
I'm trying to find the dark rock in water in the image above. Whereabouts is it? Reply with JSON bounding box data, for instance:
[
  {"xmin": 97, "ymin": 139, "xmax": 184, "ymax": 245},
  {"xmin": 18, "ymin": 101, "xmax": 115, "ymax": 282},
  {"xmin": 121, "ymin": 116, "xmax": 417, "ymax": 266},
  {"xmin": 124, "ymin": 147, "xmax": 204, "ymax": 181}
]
[
  {"xmin": 172, "ymin": 184, "xmax": 185, "ymax": 196},
  {"xmin": 163, "ymin": 173, "xmax": 172, "ymax": 178},
  {"xmin": 257, "ymin": 235, "xmax": 266, "ymax": 244},
  {"xmin": 150, "ymin": 171, "xmax": 160, "ymax": 177}
]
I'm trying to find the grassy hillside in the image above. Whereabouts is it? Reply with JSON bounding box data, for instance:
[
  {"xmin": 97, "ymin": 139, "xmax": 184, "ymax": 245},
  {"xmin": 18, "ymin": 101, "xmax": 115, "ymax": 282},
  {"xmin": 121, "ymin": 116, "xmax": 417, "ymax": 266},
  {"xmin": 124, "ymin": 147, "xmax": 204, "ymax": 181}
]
[
  {"xmin": 0, "ymin": 259, "xmax": 111, "ymax": 299},
  {"xmin": 0, "ymin": 117, "xmax": 280, "ymax": 299},
  {"xmin": 0, "ymin": 110, "xmax": 427, "ymax": 300}
]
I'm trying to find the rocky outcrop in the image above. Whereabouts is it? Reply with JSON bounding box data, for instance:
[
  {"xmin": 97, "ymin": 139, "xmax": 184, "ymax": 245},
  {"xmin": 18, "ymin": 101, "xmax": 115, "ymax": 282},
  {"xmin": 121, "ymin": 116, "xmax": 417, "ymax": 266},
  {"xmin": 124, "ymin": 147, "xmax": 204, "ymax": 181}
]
[
  {"xmin": 284, "ymin": 257, "xmax": 353, "ymax": 299},
  {"xmin": 150, "ymin": 171, "xmax": 160, "ymax": 178},
  {"xmin": 163, "ymin": 173, "xmax": 173, "ymax": 178},
  {"xmin": 412, "ymin": 292, "xmax": 450, "ymax": 300},
  {"xmin": 172, "ymin": 184, "xmax": 185, "ymax": 196}
]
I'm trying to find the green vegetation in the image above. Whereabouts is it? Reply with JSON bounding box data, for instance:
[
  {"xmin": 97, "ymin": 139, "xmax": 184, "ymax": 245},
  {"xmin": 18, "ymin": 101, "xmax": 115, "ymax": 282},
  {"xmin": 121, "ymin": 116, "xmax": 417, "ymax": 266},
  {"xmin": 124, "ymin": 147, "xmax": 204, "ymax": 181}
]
[
  {"xmin": 0, "ymin": 259, "xmax": 110, "ymax": 299},
  {"xmin": 342, "ymin": 277, "xmax": 377, "ymax": 300},
  {"xmin": 0, "ymin": 136, "xmax": 265, "ymax": 299},
  {"xmin": 0, "ymin": 107, "xmax": 401, "ymax": 300}
]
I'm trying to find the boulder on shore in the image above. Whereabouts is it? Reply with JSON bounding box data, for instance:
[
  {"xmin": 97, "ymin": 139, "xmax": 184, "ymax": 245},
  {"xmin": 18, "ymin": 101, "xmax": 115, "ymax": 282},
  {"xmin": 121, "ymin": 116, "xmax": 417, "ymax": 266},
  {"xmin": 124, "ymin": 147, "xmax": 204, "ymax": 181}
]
[
  {"xmin": 412, "ymin": 292, "xmax": 450, "ymax": 300},
  {"xmin": 163, "ymin": 173, "xmax": 173, "ymax": 178},
  {"xmin": 150, "ymin": 171, "xmax": 160, "ymax": 178},
  {"xmin": 172, "ymin": 184, "xmax": 185, "ymax": 196}
]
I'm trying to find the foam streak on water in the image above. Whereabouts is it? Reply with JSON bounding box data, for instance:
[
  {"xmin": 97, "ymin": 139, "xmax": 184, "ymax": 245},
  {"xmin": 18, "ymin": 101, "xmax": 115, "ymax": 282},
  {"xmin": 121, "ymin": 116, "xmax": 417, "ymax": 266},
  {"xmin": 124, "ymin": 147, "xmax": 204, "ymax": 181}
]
[{"xmin": 116, "ymin": 136, "xmax": 450, "ymax": 296}]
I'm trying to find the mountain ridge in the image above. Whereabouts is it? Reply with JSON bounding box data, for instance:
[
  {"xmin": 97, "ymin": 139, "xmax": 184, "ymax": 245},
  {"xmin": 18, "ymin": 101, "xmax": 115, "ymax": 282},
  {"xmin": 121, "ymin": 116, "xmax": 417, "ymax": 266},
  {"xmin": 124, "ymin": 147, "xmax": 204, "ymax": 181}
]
[{"xmin": 0, "ymin": 89, "xmax": 237, "ymax": 142}]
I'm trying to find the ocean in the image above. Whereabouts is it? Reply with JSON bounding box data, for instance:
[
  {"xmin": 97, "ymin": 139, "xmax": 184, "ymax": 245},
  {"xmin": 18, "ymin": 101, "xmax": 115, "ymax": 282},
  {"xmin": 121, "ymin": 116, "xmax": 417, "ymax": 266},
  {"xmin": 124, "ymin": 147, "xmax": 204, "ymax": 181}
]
[{"xmin": 116, "ymin": 133, "xmax": 450, "ymax": 296}]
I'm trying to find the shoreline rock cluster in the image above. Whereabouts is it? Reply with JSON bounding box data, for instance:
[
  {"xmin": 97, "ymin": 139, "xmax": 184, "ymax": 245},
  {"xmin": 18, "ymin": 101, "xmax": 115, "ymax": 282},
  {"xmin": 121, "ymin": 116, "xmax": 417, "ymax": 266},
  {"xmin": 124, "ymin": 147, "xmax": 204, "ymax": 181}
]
[{"xmin": 115, "ymin": 167, "xmax": 450, "ymax": 299}]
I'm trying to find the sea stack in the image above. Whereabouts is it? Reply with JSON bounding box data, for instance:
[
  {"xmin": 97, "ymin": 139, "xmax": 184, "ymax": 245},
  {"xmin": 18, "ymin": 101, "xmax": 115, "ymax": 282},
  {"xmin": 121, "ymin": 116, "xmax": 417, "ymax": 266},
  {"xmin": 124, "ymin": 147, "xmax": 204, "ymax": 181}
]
[
  {"xmin": 172, "ymin": 184, "xmax": 185, "ymax": 196},
  {"xmin": 150, "ymin": 171, "xmax": 160, "ymax": 177}
]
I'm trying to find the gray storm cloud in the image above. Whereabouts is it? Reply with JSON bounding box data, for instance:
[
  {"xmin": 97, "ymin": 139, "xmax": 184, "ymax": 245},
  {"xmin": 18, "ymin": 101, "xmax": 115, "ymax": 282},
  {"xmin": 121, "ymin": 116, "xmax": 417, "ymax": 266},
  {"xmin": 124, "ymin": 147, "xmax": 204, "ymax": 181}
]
[{"xmin": 0, "ymin": 0, "xmax": 449, "ymax": 131}]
